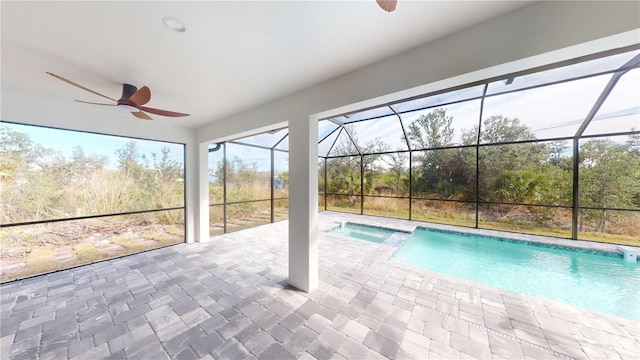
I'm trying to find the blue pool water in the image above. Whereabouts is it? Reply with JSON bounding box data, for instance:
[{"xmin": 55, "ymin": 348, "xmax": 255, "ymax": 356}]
[
  {"xmin": 392, "ymin": 227, "xmax": 640, "ymax": 320},
  {"xmin": 328, "ymin": 223, "xmax": 396, "ymax": 243},
  {"xmin": 328, "ymin": 222, "xmax": 412, "ymax": 248}
]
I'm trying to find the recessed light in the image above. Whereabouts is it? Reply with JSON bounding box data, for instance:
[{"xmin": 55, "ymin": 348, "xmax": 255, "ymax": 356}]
[{"xmin": 162, "ymin": 17, "xmax": 186, "ymax": 33}]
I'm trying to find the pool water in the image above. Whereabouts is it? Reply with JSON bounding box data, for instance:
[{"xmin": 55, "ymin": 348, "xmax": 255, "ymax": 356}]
[
  {"xmin": 392, "ymin": 227, "xmax": 640, "ymax": 321},
  {"xmin": 328, "ymin": 223, "xmax": 396, "ymax": 243},
  {"xmin": 327, "ymin": 222, "xmax": 411, "ymax": 247}
]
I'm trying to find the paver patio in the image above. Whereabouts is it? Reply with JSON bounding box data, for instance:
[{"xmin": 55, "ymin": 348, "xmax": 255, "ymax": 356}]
[{"xmin": 1, "ymin": 212, "xmax": 638, "ymax": 359}]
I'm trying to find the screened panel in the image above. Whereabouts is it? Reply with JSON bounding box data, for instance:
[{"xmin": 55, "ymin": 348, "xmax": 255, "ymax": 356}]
[
  {"xmin": 319, "ymin": 120, "xmax": 340, "ymax": 141},
  {"xmin": 209, "ymin": 205, "xmax": 224, "ymax": 236},
  {"xmin": 363, "ymin": 154, "xmax": 386, "ymax": 195},
  {"xmin": 584, "ymin": 68, "xmax": 640, "ymax": 136},
  {"xmin": 274, "ymin": 136, "xmax": 289, "ymax": 151},
  {"xmin": 486, "ymin": 49, "xmax": 640, "ymax": 95},
  {"xmin": 482, "ymin": 141, "xmax": 572, "ymax": 206},
  {"xmin": 391, "ymin": 85, "xmax": 485, "ymax": 114},
  {"xmin": 328, "ymin": 128, "xmax": 359, "ymax": 156},
  {"xmin": 208, "ymin": 143, "xmax": 224, "ymax": 204},
  {"xmin": 318, "ymin": 159, "xmax": 326, "ymax": 193},
  {"xmin": 478, "ymin": 142, "xmax": 570, "ymax": 205},
  {"xmin": 366, "ymin": 153, "xmax": 409, "ymax": 196},
  {"xmin": 274, "ymin": 151, "xmax": 289, "ymax": 198},
  {"xmin": 233, "ymin": 128, "xmax": 288, "ymax": 148},
  {"xmin": 411, "ymin": 148, "xmax": 476, "ymax": 201},
  {"xmin": 579, "ymin": 136, "xmax": 640, "ymax": 211},
  {"xmin": 0, "ymin": 123, "xmax": 185, "ymax": 224},
  {"xmin": 363, "ymin": 196, "xmax": 409, "ymax": 219},
  {"xmin": 347, "ymin": 116, "xmax": 407, "ymax": 152},
  {"xmin": 482, "ymin": 74, "xmax": 612, "ymax": 141},
  {"xmin": 411, "ymin": 199, "xmax": 476, "ymax": 227},
  {"xmin": 578, "ymin": 209, "xmax": 639, "ymax": 246},
  {"xmin": 326, "ymin": 156, "xmax": 361, "ymax": 195},
  {"xmin": 318, "ymin": 128, "xmax": 341, "ymax": 157},
  {"xmin": 226, "ymin": 201, "xmax": 271, "ymax": 232},
  {"xmin": 274, "ymin": 199, "xmax": 289, "ymax": 221},
  {"xmin": 478, "ymin": 204, "xmax": 571, "ymax": 238},
  {"xmin": 225, "ymin": 143, "xmax": 271, "ymax": 202},
  {"xmin": 326, "ymin": 194, "xmax": 360, "ymax": 214},
  {"xmin": 0, "ymin": 209, "xmax": 184, "ymax": 282},
  {"xmin": 401, "ymin": 99, "xmax": 482, "ymax": 148}
]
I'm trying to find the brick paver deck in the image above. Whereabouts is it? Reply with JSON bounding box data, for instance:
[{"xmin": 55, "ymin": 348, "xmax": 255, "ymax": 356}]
[{"xmin": 1, "ymin": 212, "xmax": 638, "ymax": 359}]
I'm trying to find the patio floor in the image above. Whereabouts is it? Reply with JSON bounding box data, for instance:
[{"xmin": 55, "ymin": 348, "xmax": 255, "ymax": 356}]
[{"xmin": 1, "ymin": 212, "xmax": 638, "ymax": 359}]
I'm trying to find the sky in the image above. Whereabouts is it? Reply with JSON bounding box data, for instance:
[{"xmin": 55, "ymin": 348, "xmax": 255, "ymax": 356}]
[{"xmin": 1, "ymin": 121, "xmax": 185, "ymax": 169}]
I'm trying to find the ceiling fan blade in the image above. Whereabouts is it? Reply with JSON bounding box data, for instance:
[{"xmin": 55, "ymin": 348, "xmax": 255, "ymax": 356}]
[
  {"xmin": 376, "ymin": 0, "xmax": 397, "ymax": 12},
  {"xmin": 131, "ymin": 111, "xmax": 153, "ymax": 120},
  {"xmin": 139, "ymin": 106, "xmax": 190, "ymax": 117},
  {"xmin": 129, "ymin": 86, "xmax": 151, "ymax": 106},
  {"xmin": 46, "ymin": 72, "xmax": 117, "ymax": 102},
  {"xmin": 75, "ymin": 100, "xmax": 117, "ymax": 106}
]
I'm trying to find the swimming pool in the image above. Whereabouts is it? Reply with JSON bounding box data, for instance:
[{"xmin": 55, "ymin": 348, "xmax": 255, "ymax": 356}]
[
  {"xmin": 330, "ymin": 223, "xmax": 640, "ymax": 320},
  {"xmin": 327, "ymin": 222, "xmax": 411, "ymax": 247}
]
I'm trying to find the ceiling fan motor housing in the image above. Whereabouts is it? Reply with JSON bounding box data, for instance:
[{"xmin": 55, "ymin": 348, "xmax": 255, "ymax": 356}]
[
  {"xmin": 119, "ymin": 84, "xmax": 138, "ymax": 101},
  {"xmin": 118, "ymin": 83, "xmax": 140, "ymax": 110}
]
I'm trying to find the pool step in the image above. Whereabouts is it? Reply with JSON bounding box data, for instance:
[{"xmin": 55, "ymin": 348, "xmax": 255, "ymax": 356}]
[{"xmin": 383, "ymin": 232, "xmax": 411, "ymax": 248}]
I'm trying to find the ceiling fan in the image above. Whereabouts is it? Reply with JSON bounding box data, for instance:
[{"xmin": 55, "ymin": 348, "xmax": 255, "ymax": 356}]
[
  {"xmin": 46, "ymin": 72, "xmax": 189, "ymax": 120},
  {"xmin": 377, "ymin": 0, "xmax": 397, "ymax": 12}
]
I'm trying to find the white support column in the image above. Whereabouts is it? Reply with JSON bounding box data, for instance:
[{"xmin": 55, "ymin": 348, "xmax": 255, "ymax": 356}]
[
  {"xmin": 288, "ymin": 117, "xmax": 318, "ymax": 292},
  {"xmin": 196, "ymin": 142, "xmax": 210, "ymax": 243},
  {"xmin": 185, "ymin": 139, "xmax": 198, "ymax": 243}
]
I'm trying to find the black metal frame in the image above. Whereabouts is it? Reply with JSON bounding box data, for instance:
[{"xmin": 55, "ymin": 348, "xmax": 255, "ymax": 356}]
[
  {"xmin": 319, "ymin": 49, "xmax": 640, "ymax": 241},
  {"xmin": 0, "ymin": 207, "xmax": 185, "ymax": 228},
  {"xmin": 205, "ymin": 47, "xmax": 639, "ymax": 242},
  {"xmin": 208, "ymin": 129, "xmax": 291, "ymax": 235}
]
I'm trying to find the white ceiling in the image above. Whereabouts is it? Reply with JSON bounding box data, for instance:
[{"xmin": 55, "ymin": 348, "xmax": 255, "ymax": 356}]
[{"xmin": 1, "ymin": 1, "xmax": 533, "ymax": 129}]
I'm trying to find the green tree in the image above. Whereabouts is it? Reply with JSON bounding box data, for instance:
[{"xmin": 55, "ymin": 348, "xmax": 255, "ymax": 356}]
[
  {"xmin": 492, "ymin": 170, "xmax": 549, "ymax": 204},
  {"xmin": 407, "ymin": 109, "xmax": 454, "ymax": 149},
  {"xmin": 479, "ymin": 115, "xmax": 535, "ymax": 143},
  {"xmin": 579, "ymin": 138, "xmax": 640, "ymax": 232},
  {"xmin": 380, "ymin": 151, "xmax": 409, "ymax": 194},
  {"xmin": 116, "ymin": 140, "xmax": 145, "ymax": 176},
  {"xmin": 0, "ymin": 125, "xmax": 72, "ymax": 221},
  {"xmin": 469, "ymin": 116, "xmax": 549, "ymax": 201},
  {"xmin": 407, "ymin": 109, "xmax": 475, "ymax": 199},
  {"xmin": 325, "ymin": 126, "xmax": 388, "ymax": 195},
  {"xmin": 213, "ymin": 155, "xmax": 266, "ymax": 202},
  {"xmin": 68, "ymin": 146, "xmax": 109, "ymax": 180},
  {"xmin": 148, "ymin": 147, "xmax": 184, "ymax": 208},
  {"xmin": 0, "ymin": 124, "xmax": 45, "ymax": 179}
]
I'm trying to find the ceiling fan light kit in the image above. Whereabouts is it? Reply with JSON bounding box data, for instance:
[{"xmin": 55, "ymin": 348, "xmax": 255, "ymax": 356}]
[
  {"xmin": 116, "ymin": 103, "xmax": 139, "ymax": 112},
  {"xmin": 46, "ymin": 72, "xmax": 190, "ymax": 120}
]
